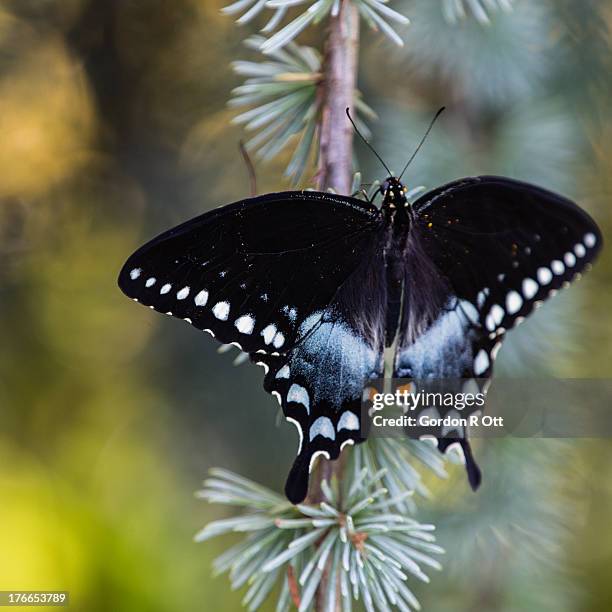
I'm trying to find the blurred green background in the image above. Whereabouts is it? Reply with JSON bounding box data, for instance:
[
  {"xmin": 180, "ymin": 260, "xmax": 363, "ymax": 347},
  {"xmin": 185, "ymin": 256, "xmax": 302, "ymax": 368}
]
[{"xmin": 0, "ymin": 1, "xmax": 611, "ymax": 610}]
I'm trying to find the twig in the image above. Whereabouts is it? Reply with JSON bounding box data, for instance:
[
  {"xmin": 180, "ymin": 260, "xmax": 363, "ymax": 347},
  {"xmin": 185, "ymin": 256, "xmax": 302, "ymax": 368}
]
[
  {"xmin": 239, "ymin": 140, "xmax": 258, "ymax": 196},
  {"xmin": 287, "ymin": 565, "xmax": 302, "ymax": 608},
  {"xmin": 316, "ymin": 0, "xmax": 360, "ymax": 195}
]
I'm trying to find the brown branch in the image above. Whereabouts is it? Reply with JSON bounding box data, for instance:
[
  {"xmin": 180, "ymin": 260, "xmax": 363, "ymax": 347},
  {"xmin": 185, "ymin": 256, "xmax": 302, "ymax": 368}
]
[
  {"xmin": 287, "ymin": 565, "xmax": 302, "ymax": 609},
  {"xmin": 316, "ymin": 0, "xmax": 360, "ymax": 195}
]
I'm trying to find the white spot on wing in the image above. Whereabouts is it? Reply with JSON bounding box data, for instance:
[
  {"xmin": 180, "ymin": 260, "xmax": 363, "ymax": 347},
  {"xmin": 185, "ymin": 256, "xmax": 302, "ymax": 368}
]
[
  {"xmin": 177, "ymin": 286, "xmax": 190, "ymax": 300},
  {"xmin": 213, "ymin": 301, "xmax": 230, "ymax": 321},
  {"xmin": 271, "ymin": 390, "xmax": 282, "ymax": 406},
  {"xmin": 261, "ymin": 324, "xmax": 276, "ymax": 345},
  {"xmin": 235, "ymin": 315, "xmax": 255, "ymax": 335},
  {"xmin": 574, "ymin": 243, "xmax": 586, "ymax": 258},
  {"xmin": 522, "ymin": 278, "xmax": 538, "ymax": 300},
  {"xmin": 442, "ymin": 410, "xmax": 463, "ymax": 437},
  {"xmin": 446, "ymin": 441, "xmax": 466, "ymax": 464},
  {"xmin": 537, "ymin": 267, "xmax": 552, "ymax": 285},
  {"xmin": 474, "ymin": 349, "xmax": 490, "ymax": 376},
  {"xmin": 584, "ymin": 232, "xmax": 596, "ymax": 248},
  {"xmin": 309, "ymin": 416, "xmax": 335, "ymax": 442},
  {"xmin": 145, "ymin": 277, "xmax": 156, "ymax": 287},
  {"xmin": 461, "ymin": 379, "xmax": 479, "ymax": 401},
  {"xmin": 130, "ymin": 268, "xmax": 142, "ymax": 280},
  {"xmin": 564, "ymin": 252, "xmax": 576, "ymax": 267},
  {"xmin": 272, "ymin": 331, "xmax": 285, "ymax": 349},
  {"xmin": 276, "ymin": 365, "xmax": 290, "ymax": 379},
  {"xmin": 287, "ymin": 383, "xmax": 310, "ymax": 413},
  {"xmin": 160, "ymin": 283, "xmax": 172, "ymax": 294},
  {"xmin": 194, "ymin": 290, "xmax": 208, "ymax": 306},
  {"xmin": 490, "ymin": 304, "xmax": 504, "ymax": 326},
  {"xmin": 551, "ymin": 260, "xmax": 565, "ymax": 275},
  {"xmin": 506, "ymin": 291, "xmax": 522, "ymax": 315},
  {"xmin": 337, "ymin": 411, "xmax": 359, "ymax": 432},
  {"xmin": 460, "ymin": 300, "xmax": 479, "ymax": 324}
]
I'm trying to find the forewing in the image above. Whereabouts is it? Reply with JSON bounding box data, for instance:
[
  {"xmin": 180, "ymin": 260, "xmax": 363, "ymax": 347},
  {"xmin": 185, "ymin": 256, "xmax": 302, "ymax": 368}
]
[{"xmin": 119, "ymin": 191, "xmax": 381, "ymax": 355}]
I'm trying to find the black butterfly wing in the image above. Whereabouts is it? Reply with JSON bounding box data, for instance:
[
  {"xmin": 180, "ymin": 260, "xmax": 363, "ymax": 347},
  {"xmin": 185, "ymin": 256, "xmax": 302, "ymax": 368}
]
[
  {"xmin": 118, "ymin": 191, "xmax": 386, "ymax": 504},
  {"xmin": 413, "ymin": 176, "xmax": 602, "ymax": 336},
  {"xmin": 253, "ymin": 239, "xmax": 387, "ymax": 503},
  {"xmin": 392, "ymin": 255, "xmax": 486, "ymax": 489},
  {"xmin": 395, "ymin": 176, "xmax": 603, "ymax": 485},
  {"xmin": 119, "ymin": 191, "xmax": 381, "ymax": 353}
]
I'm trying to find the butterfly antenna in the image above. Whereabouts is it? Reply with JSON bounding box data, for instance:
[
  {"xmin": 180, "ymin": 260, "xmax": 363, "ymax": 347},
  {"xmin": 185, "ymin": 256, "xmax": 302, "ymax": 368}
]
[
  {"xmin": 398, "ymin": 106, "xmax": 445, "ymax": 180},
  {"xmin": 345, "ymin": 107, "xmax": 392, "ymax": 177}
]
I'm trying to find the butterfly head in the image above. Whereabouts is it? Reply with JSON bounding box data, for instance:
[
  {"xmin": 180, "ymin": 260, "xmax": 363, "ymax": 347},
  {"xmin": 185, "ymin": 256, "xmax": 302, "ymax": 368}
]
[{"xmin": 381, "ymin": 177, "xmax": 410, "ymax": 215}]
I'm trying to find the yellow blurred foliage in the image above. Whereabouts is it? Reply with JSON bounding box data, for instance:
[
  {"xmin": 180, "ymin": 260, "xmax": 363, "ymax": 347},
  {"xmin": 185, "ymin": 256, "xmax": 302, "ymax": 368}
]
[
  {"xmin": 0, "ymin": 2, "xmax": 609, "ymax": 610},
  {"xmin": 0, "ymin": 440, "xmax": 86, "ymax": 591},
  {"xmin": 0, "ymin": 31, "xmax": 95, "ymax": 199}
]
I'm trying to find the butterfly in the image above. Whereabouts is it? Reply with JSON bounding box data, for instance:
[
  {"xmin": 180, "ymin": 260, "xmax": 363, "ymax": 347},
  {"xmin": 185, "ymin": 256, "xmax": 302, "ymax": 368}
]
[{"xmin": 118, "ymin": 117, "xmax": 602, "ymax": 504}]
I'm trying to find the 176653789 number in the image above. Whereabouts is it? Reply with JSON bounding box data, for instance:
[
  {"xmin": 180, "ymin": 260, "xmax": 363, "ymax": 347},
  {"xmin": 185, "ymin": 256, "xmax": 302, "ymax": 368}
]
[{"xmin": 0, "ymin": 592, "xmax": 68, "ymax": 607}]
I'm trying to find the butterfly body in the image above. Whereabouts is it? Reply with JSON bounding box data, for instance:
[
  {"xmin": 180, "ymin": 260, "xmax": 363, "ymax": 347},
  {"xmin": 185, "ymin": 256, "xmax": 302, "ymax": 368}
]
[
  {"xmin": 119, "ymin": 175, "xmax": 602, "ymax": 503},
  {"xmin": 379, "ymin": 177, "xmax": 416, "ymax": 345}
]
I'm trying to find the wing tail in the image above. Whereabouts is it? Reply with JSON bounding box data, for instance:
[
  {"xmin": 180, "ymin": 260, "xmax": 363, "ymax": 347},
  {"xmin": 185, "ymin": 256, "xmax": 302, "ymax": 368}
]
[{"xmin": 438, "ymin": 438, "xmax": 482, "ymax": 490}]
